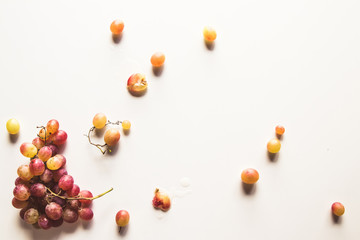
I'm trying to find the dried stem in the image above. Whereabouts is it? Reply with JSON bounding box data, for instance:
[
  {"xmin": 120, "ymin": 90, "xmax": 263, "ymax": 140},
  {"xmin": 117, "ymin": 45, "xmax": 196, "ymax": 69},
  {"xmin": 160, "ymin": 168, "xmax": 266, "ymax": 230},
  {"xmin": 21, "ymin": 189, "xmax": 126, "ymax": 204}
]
[
  {"xmin": 46, "ymin": 187, "xmax": 113, "ymax": 200},
  {"xmin": 36, "ymin": 126, "xmax": 48, "ymax": 145}
]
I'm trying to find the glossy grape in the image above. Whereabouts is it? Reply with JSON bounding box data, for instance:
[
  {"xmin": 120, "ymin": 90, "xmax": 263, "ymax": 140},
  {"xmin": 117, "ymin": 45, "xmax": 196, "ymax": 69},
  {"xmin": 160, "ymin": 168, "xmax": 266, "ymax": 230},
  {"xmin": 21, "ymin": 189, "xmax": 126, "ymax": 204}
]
[
  {"xmin": 68, "ymin": 199, "xmax": 80, "ymax": 210},
  {"xmin": 122, "ymin": 120, "xmax": 131, "ymax": 130},
  {"xmin": 38, "ymin": 215, "xmax": 52, "ymax": 230},
  {"xmin": 67, "ymin": 184, "xmax": 80, "ymax": 197},
  {"xmin": 267, "ymin": 138, "xmax": 281, "ymax": 153},
  {"xmin": 15, "ymin": 177, "xmax": 28, "ymax": 186},
  {"xmin": 17, "ymin": 165, "xmax": 34, "ymax": 181},
  {"xmin": 38, "ymin": 146, "xmax": 52, "ymax": 162},
  {"xmin": 332, "ymin": 202, "xmax": 345, "ymax": 216},
  {"xmin": 275, "ymin": 125, "xmax": 285, "ymax": 136},
  {"xmin": 203, "ymin": 26, "xmax": 217, "ymax": 41},
  {"xmin": 115, "ymin": 210, "xmax": 129, "ymax": 227},
  {"xmin": 78, "ymin": 190, "xmax": 93, "ymax": 207},
  {"xmin": 20, "ymin": 143, "xmax": 37, "ymax": 158},
  {"xmin": 51, "ymin": 130, "xmax": 67, "ymax": 146},
  {"xmin": 54, "ymin": 154, "xmax": 66, "ymax": 168},
  {"xmin": 30, "ymin": 183, "xmax": 46, "ymax": 197},
  {"xmin": 58, "ymin": 175, "xmax": 74, "ymax": 191},
  {"xmin": 150, "ymin": 52, "xmax": 165, "ymax": 67},
  {"xmin": 110, "ymin": 19, "xmax": 124, "ymax": 35},
  {"xmin": 45, "ymin": 202, "xmax": 63, "ymax": 220},
  {"xmin": 63, "ymin": 208, "xmax": 78, "ymax": 223},
  {"xmin": 29, "ymin": 158, "xmax": 45, "ymax": 176},
  {"xmin": 241, "ymin": 168, "xmax": 259, "ymax": 184},
  {"xmin": 24, "ymin": 208, "xmax": 40, "ymax": 224},
  {"xmin": 32, "ymin": 137, "xmax": 45, "ymax": 149},
  {"xmin": 79, "ymin": 208, "xmax": 93, "ymax": 221},
  {"xmin": 93, "ymin": 113, "xmax": 107, "ymax": 129},
  {"xmin": 46, "ymin": 119, "xmax": 59, "ymax": 134},
  {"xmin": 6, "ymin": 118, "xmax": 20, "ymax": 134},
  {"xmin": 53, "ymin": 168, "xmax": 68, "ymax": 182},
  {"xmin": 46, "ymin": 157, "xmax": 62, "ymax": 171},
  {"xmin": 104, "ymin": 128, "xmax": 120, "ymax": 146},
  {"xmin": 48, "ymin": 144, "xmax": 59, "ymax": 156}
]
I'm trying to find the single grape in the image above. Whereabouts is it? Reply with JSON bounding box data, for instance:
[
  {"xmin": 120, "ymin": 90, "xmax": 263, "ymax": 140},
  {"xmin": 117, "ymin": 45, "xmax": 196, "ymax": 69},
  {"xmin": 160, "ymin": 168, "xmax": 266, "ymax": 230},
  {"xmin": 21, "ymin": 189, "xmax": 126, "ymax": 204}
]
[
  {"xmin": 79, "ymin": 208, "xmax": 93, "ymax": 221},
  {"xmin": 122, "ymin": 120, "xmax": 131, "ymax": 130},
  {"xmin": 12, "ymin": 197, "xmax": 29, "ymax": 209},
  {"xmin": 30, "ymin": 183, "xmax": 47, "ymax": 197},
  {"xmin": 54, "ymin": 154, "xmax": 66, "ymax": 168},
  {"xmin": 115, "ymin": 210, "xmax": 129, "ymax": 227},
  {"xmin": 20, "ymin": 143, "xmax": 37, "ymax": 158},
  {"xmin": 38, "ymin": 128, "xmax": 50, "ymax": 141},
  {"xmin": 52, "ymin": 168, "xmax": 68, "ymax": 182},
  {"xmin": 93, "ymin": 113, "xmax": 107, "ymax": 129},
  {"xmin": 267, "ymin": 138, "xmax": 281, "ymax": 153},
  {"xmin": 58, "ymin": 175, "xmax": 74, "ymax": 191},
  {"xmin": 127, "ymin": 73, "xmax": 147, "ymax": 93},
  {"xmin": 32, "ymin": 137, "xmax": 45, "ymax": 150},
  {"xmin": 150, "ymin": 52, "xmax": 165, "ymax": 67},
  {"xmin": 38, "ymin": 146, "xmax": 52, "ymax": 162},
  {"xmin": 24, "ymin": 208, "xmax": 40, "ymax": 224},
  {"xmin": 78, "ymin": 190, "xmax": 93, "ymax": 207},
  {"xmin": 38, "ymin": 214, "xmax": 52, "ymax": 230},
  {"xmin": 241, "ymin": 168, "xmax": 259, "ymax": 184},
  {"xmin": 67, "ymin": 184, "xmax": 80, "ymax": 197},
  {"xmin": 17, "ymin": 165, "xmax": 34, "ymax": 181},
  {"xmin": 6, "ymin": 118, "xmax": 20, "ymax": 134},
  {"xmin": 68, "ymin": 199, "xmax": 80, "ymax": 210},
  {"xmin": 45, "ymin": 202, "xmax": 63, "ymax": 220},
  {"xmin": 63, "ymin": 208, "xmax": 79, "ymax": 223},
  {"xmin": 40, "ymin": 169, "xmax": 53, "ymax": 183},
  {"xmin": 275, "ymin": 125, "xmax": 285, "ymax": 136},
  {"xmin": 203, "ymin": 26, "xmax": 217, "ymax": 42},
  {"xmin": 110, "ymin": 19, "xmax": 124, "ymax": 35},
  {"xmin": 50, "ymin": 130, "xmax": 67, "ymax": 146},
  {"xmin": 29, "ymin": 158, "xmax": 45, "ymax": 176},
  {"xmin": 46, "ymin": 119, "xmax": 59, "ymax": 134},
  {"xmin": 46, "ymin": 156, "xmax": 62, "ymax": 170},
  {"xmin": 332, "ymin": 202, "xmax": 345, "ymax": 216},
  {"xmin": 48, "ymin": 144, "xmax": 59, "ymax": 156},
  {"xmin": 104, "ymin": 128, "xmax": 120, "ymax": 146}
]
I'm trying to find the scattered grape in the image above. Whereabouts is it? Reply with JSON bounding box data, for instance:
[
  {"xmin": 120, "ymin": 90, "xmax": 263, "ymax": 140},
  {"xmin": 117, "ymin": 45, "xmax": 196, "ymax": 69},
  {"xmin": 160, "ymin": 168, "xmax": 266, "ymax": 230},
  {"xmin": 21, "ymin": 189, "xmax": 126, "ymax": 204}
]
[
  {"xmin": 150, "ymin": 52, "xmax": 165, "ymax": 67},
  {"xmin": 110, "ymin": 19, "xmax": 124, "ymax": 35},
  {"xmin": 203, "ymin": 26, "xmax": 217, "ymax": 42},
  {"xmin": 122, "ymin": 120, "xmax": 131, "ymax": 130},
  {"xmin": 20, "ymin": 143, "xmax": 37, "ymax": 158},
  {"xmin": 275, "ymin": 125, "xmax": 285, "ymax": 136},
  {"xmin": 152, "ymin": 189, "xmax": 171, "ymax": 211},
  {"xmin": 115, "ymin": 210, "xmax": 129, "ymax": 227},
  {"xmin": 241, "ymin": 168, "xmax": 259, "ymax": 184},
  {"xmin": 127, "ymin": 73, "xmax": 147, "ymax": 93},
  {"xmin": 93, "ymin": 113, "xmax": 107, "ymax": 129},
  {"xmin": 267, "ymin": 138, "xmax": 281, "ymax": 153},
  {"xmin": 6, "ymin": 118, "xmax": 20, "ymax": 134},
  {"xmin": 332, "ymin": 202, "xmax": 345, "ymax": 216},
  {"xmin": 104, "ymin": 128, "xmax": 120, "ymax": 146}
]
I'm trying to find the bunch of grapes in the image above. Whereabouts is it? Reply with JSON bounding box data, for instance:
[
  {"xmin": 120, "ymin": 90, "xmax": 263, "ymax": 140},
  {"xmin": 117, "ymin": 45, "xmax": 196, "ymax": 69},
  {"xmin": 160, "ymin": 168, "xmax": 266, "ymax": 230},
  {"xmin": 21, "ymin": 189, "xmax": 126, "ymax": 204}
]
[{"xmin": 12, "ymin": 119, "xmax": 109, "ymax": 230}]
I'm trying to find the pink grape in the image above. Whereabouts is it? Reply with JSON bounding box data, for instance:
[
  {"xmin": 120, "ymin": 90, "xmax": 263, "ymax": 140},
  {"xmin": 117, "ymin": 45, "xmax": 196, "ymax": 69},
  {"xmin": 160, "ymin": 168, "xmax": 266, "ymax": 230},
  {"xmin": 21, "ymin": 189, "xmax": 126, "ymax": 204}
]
[
  {"xmin": 45, "ymin": 202, "xmax": 63, "ymax": 220},
  {"xmin": 54, "ymin": 154, "xmax": 66, "ymax": 168},
  {"xmin": 12, "ymin": 197, "xmax": 29, "ymax": 209},
  {"xmin": 46, "ymin": 156, "xmax": 62, "ymax": 170},
  {"xmin": 66, "ymin": 184, "xmax": 80, "ymax": 197},
  {"xmin": 30, "ymin": 183, "xmax": 46, "ymax": 197},
  {"xmin": 115, "ymin": 210, "xmax": 130, "ymax": 227},
  {"xmin": 78, "ymin": 190, "xmax": 93, "ymax": 207},
  {"xmin": 68, "ymin": 200, "xmax": 80, "ymax": 210},
  {"xmin": 63, "ymin": 208, "xmax": 78, "ymax": 223},
  {"xmin": 32, "ymin": 137, "xmax": 45, "ymax": 149},
  {"xmin": 17, "ymin": 164, "xmax": 34, "ymax": 181},
  {"xmin": 20, "ymin": 142, "xmax": 37, "ymax": 158},
  {"xmin": 29, "ymin": 159, "xmax": 45, "ymax": 176},
  {"xmin": 24, "ymin": 208, "xmax": 40, "ymax": 224},
  {"xmin": 46, "ymin": 119, "xmax": 59, "ymax": 134},
  {"xmin": 13, "ymin": 184, "xmax": 30, "ymax": 201},
  {"xmin": 51, "ymin": 130, "xmax": 67, "ymax": 146},
  {"xmin": 53, "ymin": 168, "xmax": 68, "ymax": 182},
  {"xmin": 40, "ymin": 169, "xmax": 53, "ymax": 183},
  {"xmin": 38, "ymin": 215, "xmax": 52, "ymax": 230},
  {"xmin": 38, "ymin": 146, "xmax": 52, "ymax": 162},
  {"xmin": 59, "ymin": 175, "xmax": 74, "ymax": 191},
  {"xmin": 48, "ymin": 144, "xmax": 59, "ymax": 156},
  {"xmin": 79, "ymin": 208, "xmax": 93, "ymax": 221}
]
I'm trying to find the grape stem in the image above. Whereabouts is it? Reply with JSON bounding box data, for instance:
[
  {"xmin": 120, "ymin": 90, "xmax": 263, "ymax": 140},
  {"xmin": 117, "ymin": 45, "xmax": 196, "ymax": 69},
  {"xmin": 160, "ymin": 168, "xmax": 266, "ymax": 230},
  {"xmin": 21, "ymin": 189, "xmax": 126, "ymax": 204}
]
[
  {"xmin": 36, "ymin": 126, "xmax": 48, "ymax": 145},
  {"xmin": 46, "ymin": 187, "xmax": 113, "ymax": 200},
  {"xmin": 85, "ymin": 120, "xmax": 122, "ymax": 154}
]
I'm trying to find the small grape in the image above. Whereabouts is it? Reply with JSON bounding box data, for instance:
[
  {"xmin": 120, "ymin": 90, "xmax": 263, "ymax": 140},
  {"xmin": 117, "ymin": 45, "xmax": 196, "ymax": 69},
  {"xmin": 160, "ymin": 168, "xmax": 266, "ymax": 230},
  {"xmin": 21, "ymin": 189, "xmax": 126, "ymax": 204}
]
[
  {"xmin": 110, "ymin": 19, "xmax": 124, "ymax": 35},
  {"xmin": 6, "ymin": 118, "xmax": 20, "ymax": 134},
  {"xmin": 38, "ymin": 215, "xmax": 52, "ymax": 230},
  {"xmin": 40, "ymin": 169, "xmax": 53, "ymax": 183},
  {"xmin": 38, "ymin": 128, "xmax": 50, "ymax": 141},
  {"xmin": 50, "ymin": 130, "xmax": 67, "ymax": 146},
  {"xmin": 30, "ymin": 183, "xmax": 46, "ymax": 197},
  {"xmin": 150, "ymin": 52, "xmax": 165, "ymax": 67},
  {"xmin": 115, "ymin": 210, "xmax": 129, "ymax": 227},
  {"xmin": 122, "ymin": 120, "xmax": 131, "ymax": 130},
  {"xmin": 332, "ymin": 202, "xmax": 345, "ymax": 216},
  {"xmin": 46, "ymin": 119, "xmax": 59, "ymax": 134},
  {"xmin": 93, "ymin": 113, "xmax": 107, "ymax": 129},
  {"xmin": 79, "ymin": 208, "xmax": 93, "ymax": 221},
  {"xmin": 38, "ymin": 146, "xmax": 52, "ymax": 162},
  {"xmin": 63, "ymin": 208, "xmax": 79, "ymax": 223},
  {"xmin": 275, "ymin": 125, "xmax": 285, "ymax": 136},
  {"xmin": 267, "ymin": 138, "xmax": 281, "ymax": 153},
  {"xmin": 203, "ymin": 26, "xmax": 217, "ymax": 42},
  {"xmin": 241, "ymin": 168, "xmax": 259, "ymax": 184},
  {"xmin": 78, "ymin": 190, "xmax": 93, "ymax": 207},
  {"xmin": 104, "ymin": 128, "xmax": 120, "ymax": 146},
  {"xmin": 24, "ymin": 208, "xmax": 40, "ymax": 224},
  {"xmin": 53, "ymin": 168, "xmax": 68, "ymax": 182},
  {"xmin": 29, "ymin": 158, "xmax": 45, "ymax": 176},
  {"xmin": 58, "ymin": 175, "xmax": 74, "ymax": 191},
  {"xmin": 66, "ymin": 184, "xmax": 80, "ymax": 197},
  {"xmin": 17, "ymin": 165, "xmax": 34, "ymax": 181},
  {"xmin": 45, "ymin": 202, "xmax": 63, "ymax": 220},
  {"xmin": 19, "ymin": 143, "xmax": 37, "ymax": 158},
  {"xmin": 46, "ymin": 157, "xmax": 62, "ymax": 171},
  {"xmin": 12, "ymin": 197, "xmax": 29, "ymax": 209}
]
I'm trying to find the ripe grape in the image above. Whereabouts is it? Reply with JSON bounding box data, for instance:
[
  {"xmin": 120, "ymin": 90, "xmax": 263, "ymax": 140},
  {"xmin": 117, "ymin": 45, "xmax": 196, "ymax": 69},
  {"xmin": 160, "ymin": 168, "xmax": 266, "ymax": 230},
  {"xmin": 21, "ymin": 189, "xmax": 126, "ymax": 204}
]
[
  {"xmin": 58, "ymin": 175, "xmax": 74, "ymax": 191},
  {"xmin": 110, "ymin": 19, "xmax": 124, "ymax": 35},
  {"xmin": 46, "ymin": 119, "xmax": 59, "ymax": 134},
  {"xmin": 6, "ymin": 118, "xmax": 20, "ymax": 134},
  {"xmin": 275, "ymin": 125, "xmax": 285, "ymax": 136},
  {"xmin": 38, "ymin": 128, "xmax": 50, "ymax": 141},
  {"xmin": 29, "ymin": 159, "xmax": 45, "ymax": 176},
  {"xmin": 30, "ymin": 183, "xmax": 47, "ymax": 197},
  {"xmin": 67, "ymin": 184, "xmax": 80, "ymax": 197},
  {"xmin": 93, "ymin": 113, "xmax": 107, "ymax": 129},
  {"xmin": 38, "ymin": 146, "xmax": 52, "ymax": 162},
  {"xmin": 203, "ymin": 26, "xmax": 217, "ymax": 41},
  {"xmin": 332, "ymin": 202, "xmax": 345, "ymax": 216},
  {"xmin": 51, "ymin": 130, "xmax": 67, "ymax": 146},
  {"xmin": 122, "ymin": 120, "xmax": 131, "ymax": 130},
  {"xmin": 115, "ymin": 210, "xmax": 129, "ymax": 227},
  {"xmin": 46, "ymin": 157, "xmax": 62, "ymax": 170},
  {"xmin": 267, "ymin": 138, "xmax": 281, "ymax": 153},
  {"xmin": 32, "ymin": 137, "xmax": 45, "ymax": 149},
  {"xmin": 17, "ymin": 165, "xmax": 34, "ymax": 181},
  {"xmin": 53, "ymin": 168, "xmax": 68, "ymax": 182},
  {"xmin": 38, "ymin": 215, "xmax": 52, "ymax": 230},
  {"xmin": 241, "ymin": 168, "xmax": 259, "ymax": 184},
  {"xmin": 78, "ymin": 190, "xmax": 93, "ymax": 207},
  {"xmin": 63, "ymin": 208, "xmax": 78, "ymax": 223},
  {"xmin": 12, "ymin": 197, "xmax": 29, "ymax": 209},
  {"xmin": 54, "ymin": 154, "xmax": 66, "ymax": 168},
  {"xmin": 20, "ymin": 143, "xmax": 37, "ymax": 158},
  {"xmin": 150, "ymin": 52, "xmax": 165, "ymax": 67},
  {"xmin": 79, "ymin": 208, "xmax": 93, "ymax": 221},
  {"xmin": 45, "ymin": 202, "xmax": 63, "ymax": 220},
  {"xmin": 48, "ymin": 144, "xmax": 59, "ymax": 156},
  {"xmin": 104, "ymin": 128, "xmax": 120, "ymax": 146},
  {"xmin": 68, "ymin": 200, "xmax": 80, "ymax": 210},
  {"xmin": 24, "ymin": 208, "xmax": 40, "ymax": 224},
  {"xmin": 40, "ymin": 169, "xmax": 53, "ymax": 183}
]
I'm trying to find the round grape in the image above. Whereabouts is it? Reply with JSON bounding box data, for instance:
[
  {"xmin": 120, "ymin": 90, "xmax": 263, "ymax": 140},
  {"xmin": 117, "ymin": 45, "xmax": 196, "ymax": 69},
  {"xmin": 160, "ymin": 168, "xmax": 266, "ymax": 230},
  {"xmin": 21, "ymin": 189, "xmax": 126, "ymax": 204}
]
[
  {"xmin": 79, "ymin": 208, "xmax": 93, "ymax": 221},
  {"xmin": 51, "ymin": 130, "xmax": 67, "ymax": 146},
  {"xmin": 275, "ymin": 125, "xmax": 285, "ymax": 136},
  {"xmin": 24, "ymin": 208, "xmax": 40, "ymax": 224},
  {"xmin": 54, "ymin": 154, "xmax": 66, "ymax": 168},
  {"xmin": 20, "ymin": 143, "xmax": 37, "ymax": 158},
  {"xmin": 104, "ymin": 128, "xmax": 120, "ymax": 146},
  {"xmin": 58, "ymin": 175, "xmax": 74, "ymax": 191},
  {"xmin": 48, "ymin": 144, "xmax": 59, "ymax": 156},
  {"xmin": 40, "ymin": 169, "xmax": 53, "ymax": 183},
  {"xmin": 12, "ymin": 197, "xmax": 29, "ymax": 209},
  {"xmin": 68, "ymin": 199, "xmax": 80, "ymax": 210},
  {"xmin": 332, "ymin": 202, "xmax": 345, "ymax": 216},
  {"xmin": 45, "ymin": 202, "xmax": 63, "ymax": 220},
  {"xmin": 38, "ymin": 128, "xmax": 50, "ymax": 141},
  {"xmin": 53, "ymin": 168, "xmax": 68, "ymax": 182},
  {"xmin": 38, "ymin": 214, "xmax": 52, "ymax": 230},
  {"xmin": 241, "ymin": 168, "xmax": 259, "ymax": 184},
  {"xmin": 17, "ymin": 164, "xmax": 34, "ymax": 181},
  {"xmin": 78, "ymin": 190, "xmax": 93, "ymax": 207},
  {"xmin": 67, "ymin": 184, "xmax": 80, "ymax": 197},
  {"xmin": 110, "ymin": 19, "xmax": 124, "ymax": 35},
  {"xmin": 150, "ymin": 52, "xmax": 165, "ymax": 67},
  {"xmin": 122, "ymin": 120, "xmax": 131, "ymax": 130},
  {"xmin": 267, "ymin": 138, "xmax": 281, "ymax": 153},
  {"xmin": 30, "ymin": 183, "xmax": 46, "ymax": 197},
  {"xmin": 115, "ymin": 210, "xmax": 129, "ymax": 227},
  {"xmin": 46, "ymin": 156, "xmax": 62, "ymax": 170},
  {"xmin": 38, "ymin": 146, "xmax": 52, "ymax": 162},
  {"xmin": 32, "ymin": 137, "xmax": 45, "ymax": 149},
  {"xmin": 46, "ymin": 119, "xmax": 59, "ymax": 134},
  {"xmin": 6, "ymin": 118, "xmax": 20, "ymax": 134},
  {"xmin": 63, "ymin": 208, "xmax": 79, "ymax": 223},
  {"xmin": 15, "ymin": 177, "xmax": 29, "ymax": 186},
  {"xmin": 93, "ymin": 113, "xmax": 107, "ymax": 129},
  {"xmin": 203, "ymin": 26, "xmax": 217, "ymax": 42},
  {"xmin": 29, "ymin": 158, "xmax": 45, "ymax": 176}
]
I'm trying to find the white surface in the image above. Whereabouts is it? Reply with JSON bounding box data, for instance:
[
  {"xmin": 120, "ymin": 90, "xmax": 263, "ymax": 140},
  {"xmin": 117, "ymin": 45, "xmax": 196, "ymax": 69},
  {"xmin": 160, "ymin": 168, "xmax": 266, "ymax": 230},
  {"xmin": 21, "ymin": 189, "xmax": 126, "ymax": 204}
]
[{"xmin": 1, "ymin": 0, "xmax": 360, "ymax": 239}]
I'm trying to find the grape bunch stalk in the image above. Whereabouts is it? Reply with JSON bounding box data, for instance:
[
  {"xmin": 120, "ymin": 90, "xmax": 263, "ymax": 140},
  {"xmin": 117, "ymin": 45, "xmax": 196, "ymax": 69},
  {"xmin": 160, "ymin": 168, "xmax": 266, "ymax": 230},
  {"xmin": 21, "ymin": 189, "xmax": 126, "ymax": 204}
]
[{"xmin": 12, "ymin": 119, "xmax": 112, "ymax": 230}]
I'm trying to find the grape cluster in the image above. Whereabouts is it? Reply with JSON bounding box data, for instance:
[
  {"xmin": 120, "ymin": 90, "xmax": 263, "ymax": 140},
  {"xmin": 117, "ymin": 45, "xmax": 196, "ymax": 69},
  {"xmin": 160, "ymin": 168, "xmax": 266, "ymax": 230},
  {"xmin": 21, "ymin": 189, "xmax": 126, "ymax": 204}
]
[{"xmin": 12, "ymin": 119, "xmax": 95, "ymax": 230}]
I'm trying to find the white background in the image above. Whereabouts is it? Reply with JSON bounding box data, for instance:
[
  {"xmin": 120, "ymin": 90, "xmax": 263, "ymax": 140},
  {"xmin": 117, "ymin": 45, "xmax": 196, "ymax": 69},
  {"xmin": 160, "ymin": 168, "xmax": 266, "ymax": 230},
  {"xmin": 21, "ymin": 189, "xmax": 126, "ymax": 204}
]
[{"xmin": 1, "ymin": 0, "xmax": 360, "ymax": 239}]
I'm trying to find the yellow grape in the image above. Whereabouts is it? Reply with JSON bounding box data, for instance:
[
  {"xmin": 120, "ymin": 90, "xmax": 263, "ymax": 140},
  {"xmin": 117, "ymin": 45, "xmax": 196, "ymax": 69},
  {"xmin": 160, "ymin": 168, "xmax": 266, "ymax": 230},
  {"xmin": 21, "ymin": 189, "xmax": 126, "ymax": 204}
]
[
  {"xmin": 93, "ymin": 113, "xmax": 107, "ymax": 129},
  {"xmin": 122, "ymin": 120, "xmax": 131, "ymax": 130},
  {"xmin": 6, "ymin": 118, "xmax": 20, "ymax": 134},
  {"xmin": 46, "ymin": 157, "xmax": 62, "ymax": 170}
]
